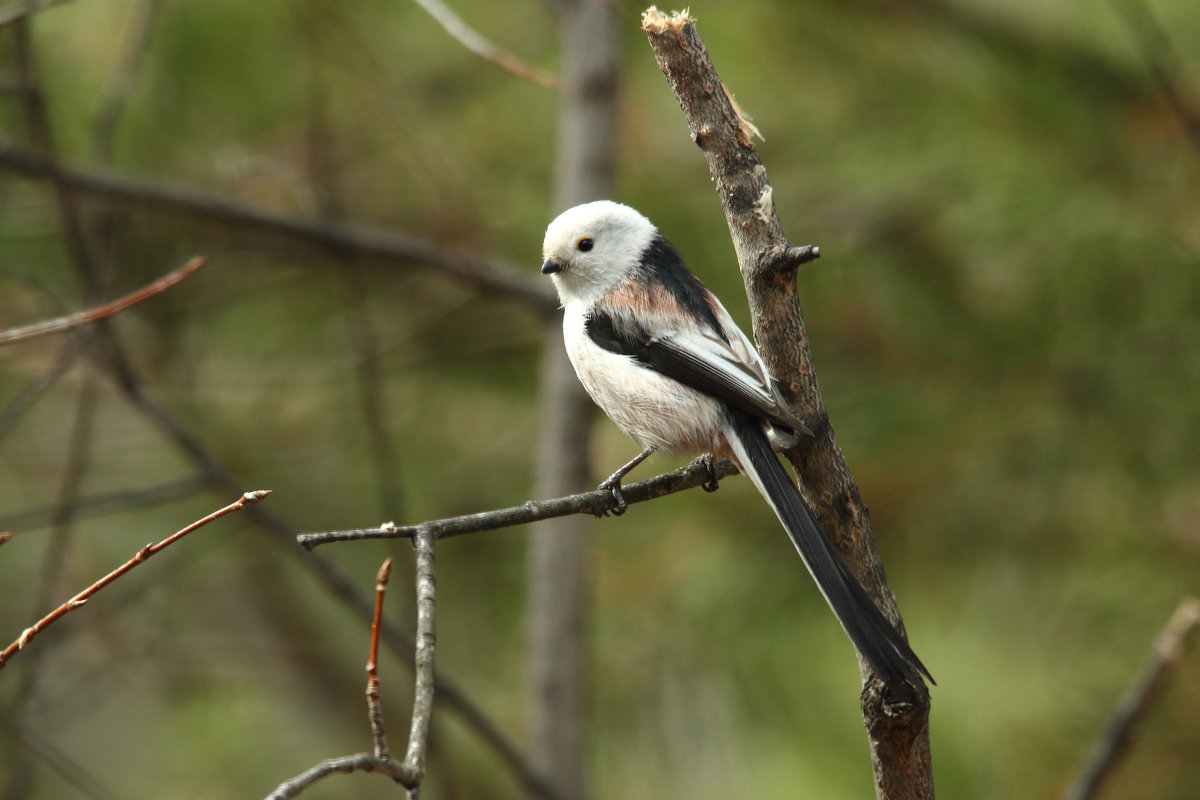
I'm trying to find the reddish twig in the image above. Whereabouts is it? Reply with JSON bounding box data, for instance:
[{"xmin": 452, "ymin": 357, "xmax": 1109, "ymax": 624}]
[
  {"xmin": 0, "ymin": 531, "xmax": 12, "ymax": 547},
  {"xmin": 0, "ymin": 256, "xmax": 204, "ymax": 347},
  {"xmin": 368, "ymin": 558, "xmax": 394, "ymax": 760},
  {"xmin": 264, "ymin": 542, "xmax": 437, "ymax": 800},
  {"xmin": 0, "ymin": 489, "xmax": 270, "ymax": 670}
]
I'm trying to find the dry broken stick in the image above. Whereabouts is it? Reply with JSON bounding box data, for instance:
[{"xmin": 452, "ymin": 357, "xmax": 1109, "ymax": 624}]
[
  {"xmin": 265, "ymin": 532, "xmax": 439, "ymax": 799},
  {"xmin": 0, "ymin": 490, "xmax": 269, "ymax": 670},
  {"xmin": 641, "ymin": 7, "xmax": 933, "ymax": 799},
  {"xmin": 0, "ymin": 256, "xmax": 205, "ymax": 346}
]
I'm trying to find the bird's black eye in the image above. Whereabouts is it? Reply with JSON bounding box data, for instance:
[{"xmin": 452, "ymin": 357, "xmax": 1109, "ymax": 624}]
[{"xmin": 576, "ymin": 237, "xmax": 594, "ymax": 252}]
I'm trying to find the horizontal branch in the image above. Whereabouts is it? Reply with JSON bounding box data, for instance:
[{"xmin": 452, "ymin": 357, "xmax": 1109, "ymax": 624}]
[
  {"xmin": 0, "ymin": 256, "xmax": 204, "ymax": 346},
  {"xmin": 264, "ymin": 753, "xmax": 419, "ymax": 799},
  {"xmin": 0, "ymin": 143, "xmax": 556, "ymax": 313},
  {"xmin": 298, "ymin": 457, "xmax": 738, "ymax": 549}
]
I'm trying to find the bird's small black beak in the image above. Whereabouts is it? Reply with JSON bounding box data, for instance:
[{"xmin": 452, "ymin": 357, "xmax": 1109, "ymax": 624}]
[{"xmin": 540, "ymin": 258, "xmax": 563, "ymax": 275}]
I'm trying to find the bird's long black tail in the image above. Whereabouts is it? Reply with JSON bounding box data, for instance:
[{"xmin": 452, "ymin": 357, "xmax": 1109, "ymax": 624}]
[{"xmin": 724, "ymin": 407, "xmax": 933, "ymax": 687}]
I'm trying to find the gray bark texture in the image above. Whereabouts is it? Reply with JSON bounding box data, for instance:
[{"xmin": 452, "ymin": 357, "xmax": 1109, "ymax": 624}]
[{"xmin": 642, "ymin": 9, "xmax": 934, "ymax": 800}]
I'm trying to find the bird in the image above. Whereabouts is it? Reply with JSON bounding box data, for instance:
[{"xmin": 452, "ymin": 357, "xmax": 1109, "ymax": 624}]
[{"xmin": 540, "ymin": 200, "xmax": 931, "ymax": 688}]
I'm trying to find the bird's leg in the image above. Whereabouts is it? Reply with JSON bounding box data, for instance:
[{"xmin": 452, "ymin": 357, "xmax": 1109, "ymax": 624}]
[
  {"xmin": 598, "ymin": 447, "xmax": 654, "ymax": 516},
  {"xmin": 698, "ymin": 454, "xmax": 721, "ymax": 493}
]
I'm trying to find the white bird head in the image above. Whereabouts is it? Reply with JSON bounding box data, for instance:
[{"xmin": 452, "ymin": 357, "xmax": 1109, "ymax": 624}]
[{"xmin": 540, "ymin": 200, "xmax": 657, "ymax": 306}]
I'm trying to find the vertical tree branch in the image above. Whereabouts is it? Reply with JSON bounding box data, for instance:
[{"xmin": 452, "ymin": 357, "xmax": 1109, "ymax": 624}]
[
  {"xmin": 527, "ymin": 1, "xmax": 619, "ymax": 799},
  {"xmin": 367, "ymin": 558, "xmax": 394, "ymax": 761},
  {"xmin": 642, "ymin": 8, "xmax": 933, "ymax": 799},
  {"xmin": 404, "ymin": 528, "xmax": 438, "ymax": 791}
]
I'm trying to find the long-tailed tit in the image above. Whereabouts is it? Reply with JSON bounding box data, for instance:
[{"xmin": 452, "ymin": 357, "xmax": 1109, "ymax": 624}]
[{"xmin": 541, "ymin": 200, "xmax": 931, "ymax": 687}]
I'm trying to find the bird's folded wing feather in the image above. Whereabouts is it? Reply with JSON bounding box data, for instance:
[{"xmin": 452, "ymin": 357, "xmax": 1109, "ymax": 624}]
[{"xmin": 586, "ymin": 306, "xmax": 799, "ymax": 431}]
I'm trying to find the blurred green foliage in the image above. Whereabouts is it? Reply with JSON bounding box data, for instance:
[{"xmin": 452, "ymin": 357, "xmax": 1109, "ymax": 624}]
[{"xmin": 1, "ymin": 0, "xmax": 1199, "ymax": 798}]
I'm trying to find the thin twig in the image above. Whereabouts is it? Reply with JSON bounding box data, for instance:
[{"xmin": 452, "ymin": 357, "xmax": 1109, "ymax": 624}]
[
  {"xmin": 297, "ymin": 457, "xmax": 739, "ymax": 549},
  {"xmin": 0, "ymin": 256, "xmax": 205, "ymax": 346},
  {"xmin": 0, "ymin": 532, "xmax": 12, "ymax": 547},
  {"xmin": 0, "ymin": 490, "xmax": 271, "ymax": 670},
  {"xmin": 1061, "ymin": 596, "xmax": 1200, "ymax": 800},
  {"xmin": 368, "ymin": 558, "xmax": 394, "ymax": 761},
  {"xmin": 0, "ymin": 144, "xmax": 556, "ymax": 312},
  {"xmin": 403, "ymin": 528, "xmax": 437, "ymax": 780},
  {"xmin": 263, "ymin": 541, "xmax": 437, "ymax": 800},
  {"xmin": 410, "ymin": 0, "xmax": 560, "ymax": 90}
]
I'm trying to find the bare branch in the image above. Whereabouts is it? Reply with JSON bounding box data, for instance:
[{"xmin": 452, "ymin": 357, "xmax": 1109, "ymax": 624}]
[
  {"xmin": 0, "ymin": 144, "xmax": 556, "ymax": 312},
  {"xmin": 0, "ymin": 256, "xmax": 205, "ymax": 346},
  {"xmin": 1062, "ymin": 596, "xmax": 1200, "ymax": 800},
  {"xmin": 296, "ymin": 457, "xmax": 739, "ymax": 549},
  {"xmin": 642, "ymin": 7, "xmax": 933, "ymax": 798},
  {"xmin": 0, "ymin": 490, "xmax": 270, "ymax": 670},
  {"xmin": 265, "ymin": 753, "xmax": 419, "ymax": 799},
  {"xmin": 403, "ymin": 529, "xmax": 437, "ymax": 781},
  {"xmin": 367, "ymin": 558, "xmax": 394, "ymax": 761},
  {"xmin": 264, "ymin": 537, "xmax": 438, "ymax": 799},
  {"xmin": 410, "ymin": 0, "xmax": 560, "ymax": 90}
]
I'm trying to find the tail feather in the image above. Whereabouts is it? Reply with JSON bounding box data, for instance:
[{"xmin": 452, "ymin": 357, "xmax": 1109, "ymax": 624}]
[{"xmin": 724, "ymin": 408, "xmax": 933, "ymax": 687}]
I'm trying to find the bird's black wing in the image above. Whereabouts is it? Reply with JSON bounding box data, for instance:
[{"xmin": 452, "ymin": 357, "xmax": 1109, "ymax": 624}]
[{"xmin": 586, "ymin": 308, "xmax": 799, "ymax": 431}]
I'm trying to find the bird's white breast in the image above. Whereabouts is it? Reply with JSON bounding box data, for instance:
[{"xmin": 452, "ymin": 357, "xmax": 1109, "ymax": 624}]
[{"xmin": 561, "ymin": 304, "xmax": 727, "ymax": 457}]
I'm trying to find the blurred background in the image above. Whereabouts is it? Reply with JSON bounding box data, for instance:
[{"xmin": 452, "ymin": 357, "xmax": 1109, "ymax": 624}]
[{"xmin": 1, "ymin": 0, "xmax": 1198, "ymax": 798}]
